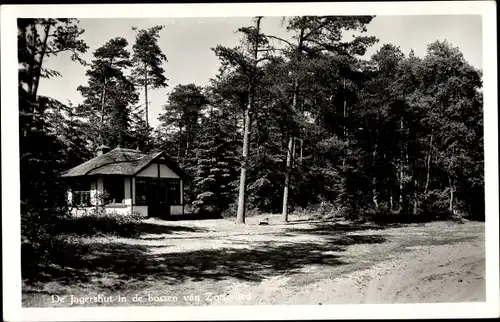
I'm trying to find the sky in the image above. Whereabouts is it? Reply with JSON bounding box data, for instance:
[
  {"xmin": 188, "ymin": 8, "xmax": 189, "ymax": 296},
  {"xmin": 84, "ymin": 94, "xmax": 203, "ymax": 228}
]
[{"xmin": 37, "ymin": 15, "xmax": 482, "ymax": 128}]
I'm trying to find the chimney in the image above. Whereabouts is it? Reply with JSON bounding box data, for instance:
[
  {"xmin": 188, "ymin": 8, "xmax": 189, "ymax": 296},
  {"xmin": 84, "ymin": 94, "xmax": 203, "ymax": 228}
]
[{"xmin": 96, "ymin": 144, "xmax": 111, "ymax": 156}]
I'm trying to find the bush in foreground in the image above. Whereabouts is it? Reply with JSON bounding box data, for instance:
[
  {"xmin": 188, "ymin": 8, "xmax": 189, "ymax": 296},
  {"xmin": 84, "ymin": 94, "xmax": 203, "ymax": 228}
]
[
  {"xmin": 22, "ymin": 209, "xmax": 144, "ymax": 282},
  {"xmin": 53, "ymin": 209, "xmax": 144, "ymax": 238}
]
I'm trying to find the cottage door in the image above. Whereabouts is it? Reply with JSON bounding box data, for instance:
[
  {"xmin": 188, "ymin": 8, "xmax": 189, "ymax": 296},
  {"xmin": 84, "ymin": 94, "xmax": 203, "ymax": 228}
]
[
  {"xmin": 147, "ymin": 178, "xmax": 170, "ymax": 219},
  {"xmin": 156, "ymin": 179, "xmax": 170, "ymax": 218},
  {"xmin": 146, "ymin": 179, "xmax": 158, "ymax": 218}
]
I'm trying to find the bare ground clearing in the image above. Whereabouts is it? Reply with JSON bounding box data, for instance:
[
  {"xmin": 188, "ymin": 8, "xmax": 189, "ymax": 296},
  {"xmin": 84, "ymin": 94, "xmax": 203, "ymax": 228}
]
[{"xmin": 22, "ymin": 214, "xmax": 485, "ymax": 307}]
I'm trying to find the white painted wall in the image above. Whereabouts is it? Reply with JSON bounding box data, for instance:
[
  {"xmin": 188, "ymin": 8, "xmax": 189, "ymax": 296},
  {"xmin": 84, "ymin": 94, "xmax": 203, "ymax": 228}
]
[
  {"xmin": 136, "ymin": 163, "xmax": 158, "ymax": 177},
  {"xmin": 180, "ymin": 180, "xmax": 183, "ymax": 204},
  {"xmin": 133, "ymin": 205, "xmax": 148, "ymax": 217},
  {"xmin": 71, "ymin": 205, "xmax": 133, "ymax": 217},
  {"xmin": 131, "ymin": 177, "xmax": 136, "ymax": 202},
  {"xmin": 160, "ymin": 163, "xmax": 180, "ymax": 178},
  {"xmin": 70, "ymin": 204, "xmax": 181, "ymax": 217},
  {"xmin": 67, "ymin": 178, "xmax": 98, "ymax": 206},
  {"xmin": 71, "ymin": 207, "xmax": 94, "ymax": 217},
  {"xmin": 68, "ymin": 163, "xmax": 185, "ymax": 218},
  {"xmin": 170, "ymin": 205, "xmax": 183, "ymax": 215},
  {"xmin": 124, "ymin": 177, "xmax": 132, "ymax": 205},
  {"xmin": 136, "ymin": 163, "xmax": 180, "ymax": 178},
  {"xmin": 97, "ymin": 177, "xmax": 104, "ymax": 193},
  {"xmin": 92, "ymin": 177, "xmax": 103, "ymax": 205},
  {"xmin": 105, "ymin": 206, "xmax": 132, "ymax": 216},
  {"xmin": 90, "ymin": 179, "xmax": 98, "ymax": 205}
]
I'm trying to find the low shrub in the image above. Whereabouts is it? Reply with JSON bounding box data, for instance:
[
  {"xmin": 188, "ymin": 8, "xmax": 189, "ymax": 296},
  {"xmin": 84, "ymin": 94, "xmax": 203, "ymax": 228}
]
[
  {"xmin": 22, "ymin": 208, "xmax": 143, "ymax": 282},
  {"xmin": 22, "ymin": 234, "xmax": 86, "ymax": 281},
  {"xmin": 291, "ymin": 206, "xmax": 310, "ymax": 217},
  {"xmin": 292, "ymin": 201, "xmax": 348, "ymax": 221},
  {"xmin": 220, "ymin": 201, "xmax": 263, "ymax": 219},
  {"xmin": 220, "ymin": 201, "xmax": 238, "ymax": 219},
  {"xmin": 53, "ymin": 208, "xmax": 143, "ymax": 238},
  {"xmin": 182, "ymin": 204, "xmax": 197, "ymax": 215}
]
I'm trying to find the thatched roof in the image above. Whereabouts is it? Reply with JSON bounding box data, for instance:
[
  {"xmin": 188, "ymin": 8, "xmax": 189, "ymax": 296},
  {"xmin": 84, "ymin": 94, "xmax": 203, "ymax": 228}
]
[{"xmin": 61, "ymin": 147, "xmax": 187, "ymax": 179}]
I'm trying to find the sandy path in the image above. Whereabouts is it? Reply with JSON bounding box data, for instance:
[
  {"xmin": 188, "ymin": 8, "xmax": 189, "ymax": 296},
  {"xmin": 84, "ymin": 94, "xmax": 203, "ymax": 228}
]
[
  {"xmin": 210, "ymin": 237, "xmax": 485, "ymax": 305},
  {"xmin": 23, "ymin": 219, "xmax": 486, "ymax": 307}
]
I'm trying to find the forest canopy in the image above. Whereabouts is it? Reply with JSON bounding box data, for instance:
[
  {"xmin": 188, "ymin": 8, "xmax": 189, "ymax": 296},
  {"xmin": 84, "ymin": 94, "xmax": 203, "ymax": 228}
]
[{"xmin": 18, "ymin": 17, "xmax": 484, "ymax": 241}]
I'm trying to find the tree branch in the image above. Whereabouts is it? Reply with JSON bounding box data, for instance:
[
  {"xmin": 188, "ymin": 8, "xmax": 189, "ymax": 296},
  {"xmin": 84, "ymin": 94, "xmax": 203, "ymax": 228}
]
[
  {"xmin": 256, "ymin": 57, "xmax": 274, "ymax": 64},
  {"xmin": 263, "ymin": 34, "xmax": 295, "ymax": 48},
  {"xmin": 257, "ymin": 48, "xmax": 275, "ymax": 53},
  {"xmin": 302, "ymin": 18, "xmax": 331, "ymax": 41}
]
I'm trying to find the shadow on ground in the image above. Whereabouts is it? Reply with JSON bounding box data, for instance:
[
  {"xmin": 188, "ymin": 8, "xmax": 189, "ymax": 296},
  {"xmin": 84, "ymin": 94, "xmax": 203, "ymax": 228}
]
[
  {"xmin": 285, "ymin": 220, "xmax": 403, "ymax": 235},
  {"xmin": 138, "ymin": 222, "xmax": 209, "ymax": 235},
  {"xmin": 22, "ymin": 221, "xmax": 387, "ymax": 290},
  {"xmin": 159, "ymin": 212, "xmax": 224, "ymax": 221}
]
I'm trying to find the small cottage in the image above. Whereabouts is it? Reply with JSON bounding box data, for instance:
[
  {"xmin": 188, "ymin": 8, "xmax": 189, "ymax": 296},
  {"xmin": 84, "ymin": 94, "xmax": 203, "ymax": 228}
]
[{"xmin": 61, "ymin": 145, "xmax": 187, "ymax": 218}]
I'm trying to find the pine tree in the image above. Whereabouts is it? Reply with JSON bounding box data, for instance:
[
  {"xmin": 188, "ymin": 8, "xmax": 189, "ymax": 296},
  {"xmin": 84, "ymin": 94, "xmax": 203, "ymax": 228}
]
[
  {"xmin": 18, "ymin": 18, "xmax": 88, "ymax": 139},
  {"xmin": 188, "ymin": 105, "xmax": 239, "ymax": 213},
  {"xmin": 411, "ymin": 41, "xmax": 483, "ymax": 218},
  {"xmin": 76, "ymin": 37, "xmax": 138, "ymax": 149},
  {"xmin": 212, "ymin": 16, "xmax": 269, "ymax": 224},
  {"xmin": 18, "ymin": 18, "xmax": 88, "ymax": 245},
  {"xmin": 45, "ymin": 100, "xmax": 93, "ymax": 168},
  {"xmin": 131, "ymin": 25, "xmax": 168, "ymax": 142},
  {"xmin": 157, "ymin": 84, "xmax": 208, "ymax": 163},
  {"xmin": 264, "ymin": 16, "xmax": 378, "ymax": 221}
]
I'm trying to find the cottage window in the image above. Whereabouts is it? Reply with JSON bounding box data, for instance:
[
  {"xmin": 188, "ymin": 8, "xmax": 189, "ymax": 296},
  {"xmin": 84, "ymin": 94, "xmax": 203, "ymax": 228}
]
[
  {"xmin": 69, "ymin": 179, "xmax": 92, "ymax": 207},
  {"xmin": 103, "ymin": 177, "xmax": 125, "ymax": 204},
  {"xmin": 135, "ymin": 178, "xmax": 148, "ymax": 205},
  {"xmin": 168, "ymin": 179, "xmax": 181, "ymax": 205}
]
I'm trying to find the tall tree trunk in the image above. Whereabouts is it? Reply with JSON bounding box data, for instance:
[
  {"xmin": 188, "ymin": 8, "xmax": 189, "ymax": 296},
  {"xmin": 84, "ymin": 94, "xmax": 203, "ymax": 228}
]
[
  {"xmin": 372, "ymin": 141, "xmax": 379, "ymax": 210},
  {"xmin": 177, "ymin": 127, "xmax": 182, "ymax": 159},
  {"xmin": 281, "ymin": 24, "xmax": 305, "ymax": 223},
  {"xmin": 236, "ymin": 105, "xmax": 252, "ymax": 224},
  {"xmin": 448, "ymin": 173, "xmax": 454, "ymax": 214},
  {"xmin": 32, "ymin": 21, "xmax": 52, "ymax": 100},
  {"xmin": 424, "ymin": 134, "xmax": 433, "ymax": 195},
  {"xmin": 236, "ymin": 16, "xmax": 262, "ymax": 224},
  {"xmin": 19, "ymin": 24, "xmax": 29, "ymax": 139},
  {"xmin": 23, "ymin": 24, "xmax": 39, "ymax": 139},
  {"xmin": 412, "ymin": 131, "xmax": 419, "ymax": 216},
  {"xmin": 99, "ymin": 78, "xmax": 108, "ymax": 145},
  {"xmin": 398, "ymin": 165, "xmax": 404, "ymax": 211},
  {"xmin": 389, "ymin": 187, "xmax": 394, "ymax": 211},
  {"xmin": 342, "ymin": 78, "xmax": 347, "ymax": 169},
  {"xmin": 299, "ymin": 138, "xmax": 303, "ymax": 164},
  {"xmin": 398, "ymin": 119, "xmax": 404, "ymax": 212},
  {"xmin": 282, "ymin": 136, "xmax": 294, "ymax": 222},
  {"xmin": 412, "ymin": 167, "xmax": 418, "ymax": 216},
  {"xmin": 144, "ymin": 64, "xmax": 149, "ymax": 145},
  {"xmin": 297, "ymin": 108, "xmax": 304, "ymax": 165},
  {"xmin": 282, "ymin": 87, "xmax": 298, "ymax": 222},
  {"xmin": 27, "ymin": 23, "xmax": 38, "ymax": 98},
  {"xmin": 343, "ymin": 78, "xmax": 347, "ymax": 139},
  {"xmin": 185, "ymin": 138, "xmax": 190, "ymax": 161}
]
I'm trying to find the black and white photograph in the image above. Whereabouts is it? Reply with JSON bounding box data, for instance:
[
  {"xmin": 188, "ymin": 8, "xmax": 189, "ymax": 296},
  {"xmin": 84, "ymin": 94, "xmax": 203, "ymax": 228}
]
[{"xmin": 1, "ymin": 2, "xmax": 499, "ymax": 321}]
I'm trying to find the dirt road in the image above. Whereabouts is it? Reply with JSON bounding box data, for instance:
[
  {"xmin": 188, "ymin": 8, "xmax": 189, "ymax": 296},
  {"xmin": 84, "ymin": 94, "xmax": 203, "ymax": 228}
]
[
  {"xmin": 296, "ymin": 239, "xmax": 484, "ymax": 304},
  {"xmin": 209, "ymin": 237, "xmax": 485, "ymax": 305},
  {"xmin": 23, "ymin": 217, "xmax": 486, "ymax": 307},
  {"xmin": 201, "ymin": 219, "xmax": 486, "ymax": 305}
]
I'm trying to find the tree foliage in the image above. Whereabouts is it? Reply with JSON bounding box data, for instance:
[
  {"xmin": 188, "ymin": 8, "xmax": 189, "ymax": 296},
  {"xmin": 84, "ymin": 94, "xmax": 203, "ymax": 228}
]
[
  {"xmin": 76, "ymin": 37, "xmax": 141, "ymax": 149},
  {"xmin": 21, "ymin": 18, "xmax": 485, "ymax": 235},
  {"xmin": 131, "ymin": 25, "xmax": 168, "ymax": 138},
  {"xmin": 18, "ymin": 19, "xmax": 88, "ymax": 246}
]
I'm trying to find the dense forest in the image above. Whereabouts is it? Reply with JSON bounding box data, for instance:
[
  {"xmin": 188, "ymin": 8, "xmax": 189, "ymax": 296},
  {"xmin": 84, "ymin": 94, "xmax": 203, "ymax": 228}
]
[{"xmin": 19, "ymin": 17, "xmax": 484, "ymax": 243}]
